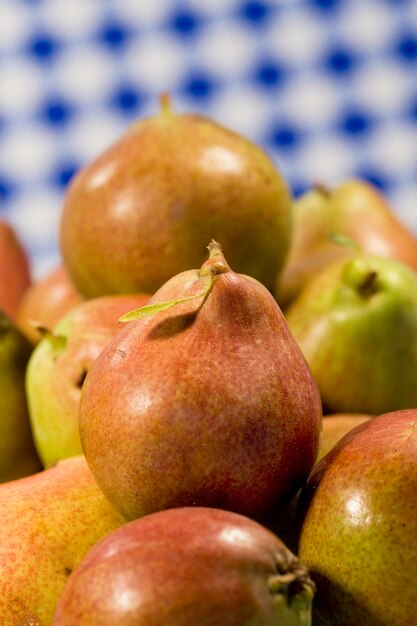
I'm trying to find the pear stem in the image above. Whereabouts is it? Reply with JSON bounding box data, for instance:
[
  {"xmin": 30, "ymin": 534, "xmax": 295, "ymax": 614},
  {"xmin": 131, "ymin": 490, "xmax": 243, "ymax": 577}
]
[
  {"xmin": 313, "ymin": 182, "xmax": 332, "ymax": 198},
  {"xmin": 159, "ymin": 92, "xmax": 173, "ymax": 115},
  {"xmin": 356, "ymin": 270, "xmax": 379, "ymax": 298},
  {"xmin": 200, "ymin": 240, "xmax": 230, "ymax": 278}
]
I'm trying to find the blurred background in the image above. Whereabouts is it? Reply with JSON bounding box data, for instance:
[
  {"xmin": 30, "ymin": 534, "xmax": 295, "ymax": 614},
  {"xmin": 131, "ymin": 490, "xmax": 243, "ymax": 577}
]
[{"xmin": 1, "ymin": 0, "xmax": 417, "ymax": 279}]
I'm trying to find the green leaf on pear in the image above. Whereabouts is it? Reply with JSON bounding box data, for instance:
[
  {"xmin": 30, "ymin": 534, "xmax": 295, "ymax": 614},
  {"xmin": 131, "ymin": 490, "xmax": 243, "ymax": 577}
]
[
  {"xmin": 327, "ymin": 231, "xmax": 361, "ymax": 251},
  {"xmin": 119, "ymin": 274, "xmax": 214, "ymax": 323}
]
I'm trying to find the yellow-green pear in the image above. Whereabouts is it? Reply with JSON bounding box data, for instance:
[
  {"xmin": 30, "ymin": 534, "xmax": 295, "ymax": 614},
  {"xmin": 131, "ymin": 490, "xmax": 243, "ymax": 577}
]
[
  {"xmin": 276, "ymin": 179, "xmax": 417, "ymax": 308},
  {"xmin": 26, "ymin": 293, "xmax": 150, "ymax": 467},
  {"xmin": 0, "ymin": 455, "xmax": 124, "ymax": 626},
  {"xmin": 286, "ymin": 253, "xmax": 417, "ymax": 415},
  {"xmin": 0, "ymin": 312, "xmax": 41, "ymax": 481}
]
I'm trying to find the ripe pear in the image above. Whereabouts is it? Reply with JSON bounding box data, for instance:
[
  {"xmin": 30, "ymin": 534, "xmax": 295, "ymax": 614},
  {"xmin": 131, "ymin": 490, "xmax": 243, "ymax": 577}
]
[
  {"xmin": 16, "ymin": 264, "xmax": 83, "ymax": 345},
  {"xmin": 79, "ymin": 241, "xmax": 322, "ymax": 522},
  {"xmin": 60, "ymin": 94, "xmax": 292, "ymax": 298},
  {"xmin": 285, "ymin": 253, "xmax": 417, "ymax": 415},
  {"xmin": 26, "ymin": 293, "xmax": 150, "ymax": 467},
  {"xmin": 276, "ymin": 179, "xmax": 417, "ymax": 308},
  {"xmin": 0, "ymin": 312, "xmax": 41, "ymax": 481},
  {"xmin": 0, "ymin": 455, "xmax": 124, "ymax": 626},
  {"xmin": 318, "ymin": 414, "xmax": 371, "ymax": 460},
  {"xmin": 264, "ymin": 414, "xmax": 372, "ymax": 555},
  {"xmin": 298, "ymin": 408, "xmax": 417, "ymax": 626},
  {"xmin": 53, "ymin": 506, "xmax": 315, "ymax": 626},
  {"xmin": 0, "ymin": 218, "xmax": 31, "ymax": 320}
]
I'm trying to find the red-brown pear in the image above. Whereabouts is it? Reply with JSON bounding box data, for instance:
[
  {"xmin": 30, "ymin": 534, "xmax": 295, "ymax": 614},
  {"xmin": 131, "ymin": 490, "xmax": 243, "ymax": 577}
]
[
  {"xmin": 53, "ymin": 507, "xmax": 315, "ymax": 626},
  {"xmin": 16, "ymin": 264, "xmax": 83, "ymax": 345},
  {"xmin": 79, "ymin": 242, "xmax": 322, "ymax": 522},
  {"xmin": 0, "ymin": 219, "xmax": 31, "ymax": 320},
  {"xmin": 60, "ymin": 95, "xmax": 292, "ymax": 298}
]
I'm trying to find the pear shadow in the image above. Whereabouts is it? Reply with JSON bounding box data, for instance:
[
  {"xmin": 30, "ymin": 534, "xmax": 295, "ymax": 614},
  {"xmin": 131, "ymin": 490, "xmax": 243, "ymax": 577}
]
[
  {"xmin": 146, "ymin": 311, "xmax": 197, "ymax": 341},
  {"xmin": 310, "ymin": 571, "xmax": 387, "ymax": 626}
]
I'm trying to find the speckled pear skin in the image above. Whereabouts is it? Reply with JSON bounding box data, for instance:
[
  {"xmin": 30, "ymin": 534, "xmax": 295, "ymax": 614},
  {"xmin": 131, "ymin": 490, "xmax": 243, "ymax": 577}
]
[
  {"xmin": 0, "ymin": 312, "xmax": 41, "ymax": 482},
  {"xmin": 285, "ymin": 253, "xmax": 417, "ymax": 415},
  {"xmin": 276, "ymin": 179, "xmax": 417, "ymax": 309},
  {"xmin": 53, "ymin": 507, "xmax": 315, "ymax": 626},
  {"xmin": 60, "ymin": 97, "xmax": 292, "ymax": 298},
  {"xmin": 298, "ymin": 409, "xmax": 417, "ymax": 626},
  {"xmin": 0, "ymin": 220, "xmax": 31, "ymax": 321},
  {"xmin": 0, "ymin": 455, "xmax": 125, "ymax": 626},
  {"xmin": 79, "ymin": 243, "xmax": 322, "ymax": 522},
  {"xmin": 26, "ymin": 293, "xmax": 150, "ymax": 468}
]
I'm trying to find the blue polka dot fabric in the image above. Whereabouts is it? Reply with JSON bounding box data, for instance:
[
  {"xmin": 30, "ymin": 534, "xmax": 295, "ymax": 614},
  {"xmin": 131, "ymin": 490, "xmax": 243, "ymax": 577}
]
[{"xmin": 1, "ymin": 0, "xmax": 417, "ymax": 278}]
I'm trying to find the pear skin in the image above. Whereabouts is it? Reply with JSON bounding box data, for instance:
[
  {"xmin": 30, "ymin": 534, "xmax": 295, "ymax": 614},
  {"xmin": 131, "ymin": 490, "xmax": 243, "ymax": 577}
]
[
  {"xmin": 263, "ymin": 414, "xmax": 372, "ymax": 555},
  {"xmin": 16, "ymin": 265, "xmax": 83, "ymax": 345},
  {"xmin": 298, "ymin": 409, "xmax": 417, "ymax": 626},
  {"xmin": 53, "ymin": 507, "xmax": 315, "ymax": 626},
  {"xmin": 0, "ymin": 455, "xmax": 124, "ymax": 626},
  {"xmin": 276, "ymin": 179, "xmax": 417, "ymax": 308},
  {"xmin": 0, "ymin": 219, "xmax": 31, "ymax": 320},
  {"xmin": 0, "ymin": 312, "xmax": 41, "ymax": 481},
  {"xmin": 60, "ymin": 95, "xmax": 292, "ymax": 298},
  {"xmin": 285, "ymin": 253, "xmax": 417, "ymax": 415},
  {"xmin": 79, "ymin": 242, "xmax": 322, "ymax": 523},
  {"xmin": 26, "ymin": 293, "xmax": 150, "ymax": 467}
]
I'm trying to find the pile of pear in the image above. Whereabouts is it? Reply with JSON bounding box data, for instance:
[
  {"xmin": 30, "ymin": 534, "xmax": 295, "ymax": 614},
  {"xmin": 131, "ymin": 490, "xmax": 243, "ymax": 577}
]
[{"xmin": 1, "ymin": 96, "xmax": 417, "ymax": 625}]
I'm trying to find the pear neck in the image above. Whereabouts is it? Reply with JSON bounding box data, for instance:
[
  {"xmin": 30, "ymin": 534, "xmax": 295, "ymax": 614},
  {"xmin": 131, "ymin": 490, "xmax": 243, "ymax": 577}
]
[
  {"xmin": 159, "ymin": 92, "xmax": 174, "ymax": 117},
  {"xmin": 313, "ymin": 181, "xmax": 332, "ymax": 198},
  {"xmin": 200, "ymin": 241, "xmax": 231, "ymax": 278}
]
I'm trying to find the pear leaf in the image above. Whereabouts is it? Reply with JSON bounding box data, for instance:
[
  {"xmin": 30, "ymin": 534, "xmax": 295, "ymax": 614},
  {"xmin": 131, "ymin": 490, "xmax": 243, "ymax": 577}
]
[
  {"xmin": 119, "ymin": 275, "xmax": 214, "ymax": 323},
  {"xmin": 327, "ymin": 231, "xmax": 361, "ymax": 251}
]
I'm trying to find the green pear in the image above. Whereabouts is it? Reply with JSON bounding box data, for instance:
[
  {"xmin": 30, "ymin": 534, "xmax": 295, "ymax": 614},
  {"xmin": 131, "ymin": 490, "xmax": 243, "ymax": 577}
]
[
  {"xmin": 0, "ymin": 455, "xmax": 124, "ymax": 626},
  {"xmin": 53, "ymin": 507, "xmax": 315, "ymax": 626},
  {"xmin": 298, "ymin": 408, "xmax": 417, "ymax": 626},
  {"xmin": 285, "ymin": 253, "xmax": 417, "ymax": 415},
  {"xmin": 16, "ymin": 265, "xmax": 83, "ymax": 346},
  {"xmin": 79, "ymin": 241, "xmax": 322, "ymax": 523},
  {"xmin": 26, "ymin": 293, "xmax": 150, "ymax": 467},
  {"xmin": 0, "ymin": 312, "xmax": 41, "ymax": 481},
  {"xmin": 60, "ymin": 94, "xmax": 292, "ymax": 298},
  {"xmin": 0, "ymin": 219, "xmax": 31, "ymax": 320},
  {"xmin": 276, "ymin": 179, "xmax": 417, "ymax": 308}
]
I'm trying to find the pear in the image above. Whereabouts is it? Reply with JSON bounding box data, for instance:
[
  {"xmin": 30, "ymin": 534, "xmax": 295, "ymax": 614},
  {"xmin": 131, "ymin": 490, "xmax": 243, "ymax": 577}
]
[
  {"xmin": 60, "ymin": 94, "xmax": 292, "ymax": 298},
  {"xmin": 16, "ymin": 264, "xmax": 83, "ymax": 345},
  {"xmin": 0, "ymin": 219, "xmax": 31, "ymax": 320},
  {"xmin": 276, "ymin": 179, "xmax": 417, "ymax": 308},
  {"xmin": 318, "ymin": 413, "xmax": 371, "ymax": 460},
  {"xmin": 298, "ymin": 408, "xmax": 417, "ymax": 626},
  {"xmin": 0, "ymin": 312, "xmax": 41, "ymax": 481},
  {"xmin": 0, "ymin": 455, "xmax": 124, "ymax": 626},
  {"xmin": 285, "ymin": 253, "xmax": 417, "ymax": 415},
  {"xmin": 79, "ymin": 241, "xmax": 322, "ymax": 522},
  {"xmin": 53, "ymin": 506, "xmax": 315, "ymax": 626},
  {"xmin": 264, "ymin": 414, "xmax": 371, "ymax": 554},
  {"xmin": 26, "ymin": 293, "xmax": 150, "ymax": 467}
]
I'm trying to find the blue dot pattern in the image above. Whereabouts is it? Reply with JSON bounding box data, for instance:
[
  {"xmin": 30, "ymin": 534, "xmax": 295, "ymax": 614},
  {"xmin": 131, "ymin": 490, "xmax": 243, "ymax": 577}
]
[{"xmin": 0, "ymin": 0, "xmax": 417, "ymax": 278}]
